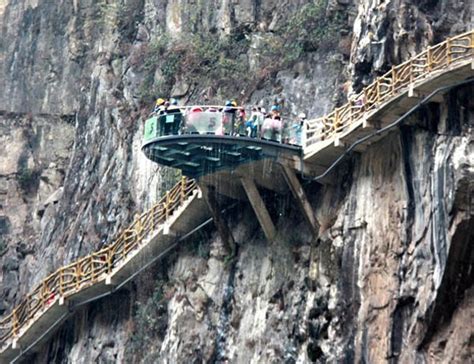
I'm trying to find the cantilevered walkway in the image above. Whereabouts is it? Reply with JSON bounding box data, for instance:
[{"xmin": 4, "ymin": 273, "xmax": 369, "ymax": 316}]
[
  {"xmin": 1, "ymin": 30, "xmax": 472, "ymax": 363},
  {"xmin": 0, "ymin": 179, "xmax": 210, "ymax": 363}
]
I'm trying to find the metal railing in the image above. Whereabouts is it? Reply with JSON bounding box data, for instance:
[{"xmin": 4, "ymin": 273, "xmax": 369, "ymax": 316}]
[
  {"xmin": 305, "ymin": 30, "xmax": 473, "ymax": 146},
  {"xmin": 0, "ymin": 177, "xmax": 197, "ymax": 350},
  {"xmin": 144, "ymin": 107, "xmax": 303, "ymax": 145}
]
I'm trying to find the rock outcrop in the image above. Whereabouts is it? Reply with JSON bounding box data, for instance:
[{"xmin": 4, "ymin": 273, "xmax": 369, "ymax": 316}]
[{"xmin": 0, "ymin": 0, "xmax": 472, "ymax": 363}]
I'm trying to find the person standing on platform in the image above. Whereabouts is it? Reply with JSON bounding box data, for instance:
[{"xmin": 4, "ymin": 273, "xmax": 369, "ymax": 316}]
[
  {"xmin": 236, "ymin": 107, "xmax": 247, "ymax": 136},
  {"xmin": 153, "ymin": 98, "xmax": 167, "ymax": 136},
  {"xmin": 292, "ymin": 112, "xmax": 306, "ymax": 145},
  {"xmin": 153, "ymin": 98, "xmax": 165, "ymax": 114},
  {"xmin": 223, "ymin": 100, "xmax": 236, "ymax": 135},
  {"xmin": 168, "ymin": 99, "xmax": 183, "ymax": 135}
]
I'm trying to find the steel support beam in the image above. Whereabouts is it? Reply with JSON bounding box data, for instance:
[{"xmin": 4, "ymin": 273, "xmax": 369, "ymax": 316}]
[
  {"xmin": 199, "ymin": 184, "xmax": 236, "ymax": 253},
  {"xmin": 240, "ymin": 177, "xmax": 276, "ymax": 242},
  {"xmin": 280, "ymin": 164, "xmax": 320, "ymax": 237}
]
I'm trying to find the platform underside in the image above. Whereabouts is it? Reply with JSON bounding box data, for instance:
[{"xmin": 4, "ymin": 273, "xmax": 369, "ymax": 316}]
[{"xmin": 142, "ymin": 135, "xmax": 302, "ymax": 178}]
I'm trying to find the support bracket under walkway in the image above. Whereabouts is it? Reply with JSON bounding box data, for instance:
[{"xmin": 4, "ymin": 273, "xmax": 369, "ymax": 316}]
[
  {"xmin": 240, "ymin": 177, "xmax": 277, "ymax": 242},
  {"xmin": 199, "ymin": 184, "xmax": 236, "ymax": 254},
  {"xmin": 279, "ymin": 164, "xmax": 320, "ymax": 238}
]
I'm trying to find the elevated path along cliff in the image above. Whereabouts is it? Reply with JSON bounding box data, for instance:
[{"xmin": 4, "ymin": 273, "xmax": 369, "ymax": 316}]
[
  {"xmin": 303, "ymin": 30, "xmax": 474, "ymax": 174},
  {"xmin": 0, "ymin": 30, "xmax": 472, "ymax": 363},
  {"xmin": 0, "ymin": 179, "xmax": 210, "ymax": 363}
]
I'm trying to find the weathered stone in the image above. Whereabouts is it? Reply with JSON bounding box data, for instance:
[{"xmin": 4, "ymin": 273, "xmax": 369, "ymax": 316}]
[{"xmin": 2, "ymin": 256, "xmax": 19, "ymax": 271}]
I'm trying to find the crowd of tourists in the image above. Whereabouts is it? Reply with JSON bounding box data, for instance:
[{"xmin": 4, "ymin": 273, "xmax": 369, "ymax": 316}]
[{"xmin": 152, "ymin": 97, "xmax": 307, "ymax": 146}]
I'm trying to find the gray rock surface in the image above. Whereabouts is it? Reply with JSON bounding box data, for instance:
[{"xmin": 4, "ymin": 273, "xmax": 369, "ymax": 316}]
[{"xmin": 0, "ymin": 0, "xmax": 472, "ymax": 363}]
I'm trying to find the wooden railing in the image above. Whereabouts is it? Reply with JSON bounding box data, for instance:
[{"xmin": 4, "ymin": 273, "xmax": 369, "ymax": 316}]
[
  {"xmin": 0, "ymin": 177, "xmax": 197, "ymax": 350},
  {"xmin": 305, "ymin": 30, "xmax": 474, "ymax": 145}
]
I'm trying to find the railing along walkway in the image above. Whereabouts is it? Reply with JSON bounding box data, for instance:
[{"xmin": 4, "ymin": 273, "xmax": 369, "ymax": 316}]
[
  {"xmin": 304, "ymin": 30, "xmax": 473, "ymax": 151},
  {"xmin": 0, "ymin": 177, "xmax": 206, "ymax": 362}
]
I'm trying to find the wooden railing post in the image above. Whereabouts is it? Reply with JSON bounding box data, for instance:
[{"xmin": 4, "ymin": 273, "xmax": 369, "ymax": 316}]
[
  {"xmin": 135, "ymin": 215, "xmax": 141, "ymax": 240},
  {"xmin": 75, "ymin": 264, "xmax": 81, "ymax": 291},
  {"xmin": 90, "ymin": 256, "xmax": 95, "ymax": 281},
  {"xmin": 165, "ymin": 191, "xmax": 170, "ymax": 219},
  {"xmin": 12, "ymin": 309, "xmax": 18, "ymax": 338},
  {"xmin": 363, "ymin": 88, "xmax": 368, "ymax": 112},
  {"xmin": 471, "ymin": 32, "xmax": 474, "ymax": 55},
  {"xmin": 152, "ymin": 205, "xmax": 157, "ymax": 230},
  {"xmin": 107, "ymin": 246, "xmax": 113, "ymax": 274},
  {"xmin": 180, "ymin": 176, "xmax": 186, "ymax": 203},
  {"xmin": 376, "ymin": 79, "xmax": 381, "ymax": 104},
  {"xmin": 59, "ymin": 269, "xmax": 64, "ymax": 297},
  {"xmin": 348, "ymin": 100, "xmax": 353, "ymax": 123},
  {"xmin": 40, "ymin": 282, "xmax": 47, "ymax": 306},
  {"xmin": 446, "ymin": 39, "xmax": 451, "ymax": 65},
  {"xmin": 122, "ymin": 234, "xmax": 127, "ymax": 260},
  {"xmin": 40, "ymin": 280, "xmax": 46, "ymax": 308},
  {"xmin": 427, "ymin": 46, "xmax": 432, "ymax": 71},
  {"xmin": 391, "ymin": 66, "xmax": 396, "ymax": 93}
]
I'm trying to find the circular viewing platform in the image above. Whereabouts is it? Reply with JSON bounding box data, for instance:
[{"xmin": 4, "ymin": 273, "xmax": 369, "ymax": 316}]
[{"xmin": 141, "ymin": 106, "xmax": 302, "ymax": 178}]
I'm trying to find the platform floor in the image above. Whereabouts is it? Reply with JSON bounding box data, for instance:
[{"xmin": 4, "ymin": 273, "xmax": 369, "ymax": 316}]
[{"xmin": 142, "ymin": 134, "xmax": 301, "ymax": 178}]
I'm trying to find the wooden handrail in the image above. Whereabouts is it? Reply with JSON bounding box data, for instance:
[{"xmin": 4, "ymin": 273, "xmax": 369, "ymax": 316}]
[
  {"xmin": 305, "ymin": 29, "xmax": 473, "ymax": 146},
  {"xmin": 0, "ymin": 177, "xmax": 198, "ymax": 350}
]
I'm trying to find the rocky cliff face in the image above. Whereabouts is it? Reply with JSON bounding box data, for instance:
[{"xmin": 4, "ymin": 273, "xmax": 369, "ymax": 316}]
[{"xmin": 0, "ymin": 0, "xmax": 472, "ymax": 363}]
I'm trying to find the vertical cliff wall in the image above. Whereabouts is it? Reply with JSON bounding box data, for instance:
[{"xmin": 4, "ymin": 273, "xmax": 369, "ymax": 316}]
[{"xmin": 0, "ymin": 0, "xmax": 472, "ymax": 363}]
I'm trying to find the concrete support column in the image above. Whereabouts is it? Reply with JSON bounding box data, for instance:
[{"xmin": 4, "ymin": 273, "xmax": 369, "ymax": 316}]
[
  {"xmin": 280, "ymin": 164, "xmax": 320, "ymax": 238},
  {"xmin": 199, "ymin": 184, "xmax": 236, "ymax": 254},
  {"xmin": 240, "ymin": 177, "xmax": 276, "ymax": 242}
]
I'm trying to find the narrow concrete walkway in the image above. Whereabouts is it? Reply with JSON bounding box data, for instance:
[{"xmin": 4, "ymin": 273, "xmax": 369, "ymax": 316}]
[{"xmin": 0, "ymin": 179, "xmax": 210, "ymax": 363}]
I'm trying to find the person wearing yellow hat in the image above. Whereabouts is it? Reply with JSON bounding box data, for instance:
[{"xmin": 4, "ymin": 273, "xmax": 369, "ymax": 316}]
[
  {"xmin": 153, "ymin": 98, "xmax": 168, "ymax": 136},
  {"xmin": 153, "ymin": 98, "xmax": 165, "ymax": 113}
]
